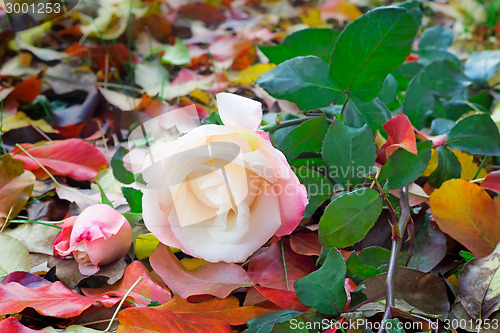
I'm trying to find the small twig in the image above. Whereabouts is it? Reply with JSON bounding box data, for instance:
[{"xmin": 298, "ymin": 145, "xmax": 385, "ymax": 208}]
[
  {"xmin": 8, "ymin": 219, "xmax": 63, "ymax": 229},
  {"xmin": 472, "ymin": 156, "xmax": 487, "ymax": 180},
  {"xmin": 102, "ymin": 276, "xmax": 143, "ymax": 332},
  {"xmin": 339, "ymin": 96, "xmax": 350, "ymax": 120},
  {"xmin": 0, "ymin": 205, "xmax": 14, "ymax": 234},
  {"xmin": 378, "ymin": 186, "xmax": 410, "ymax": 333}
]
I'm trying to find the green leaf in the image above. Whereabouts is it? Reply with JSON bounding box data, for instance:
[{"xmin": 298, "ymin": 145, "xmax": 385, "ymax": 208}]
[
  {"xmin": 122, "ymin": 212, "xmax": 143, "ymax": 227},
  {"xmin": 295, "ymin": 169, "xmax": 335, "ymax": 218},
  {"xmin": 418, "ymin": 26, "xmax": 453, "ymax": 50},
  {"xmin": 94, "ymin": 182, "xmax": 114, "ymax": 207},
  {"xmin": 343, "ymin": 97, "xmax": 391, "ymax": 133},
  {"xmin": 378, "ymin": 140, "xmax": 432, "ymax": 189},
  {"xmin": 402, "ymin": 70, "xmax": 434, "ymax": 129},
  {"xmin": 377, "ymin": 74, "xmax": 398, "ymax": 105},
  {"xmin": 391, "ymin": 62, "xmax": 424, "ymax": 91},
  {"xmin": 385, "ymin": 318, "xmax": 406, "ymax": 333},
  {"xmin": 428, "ymin": 146, "xmax": 461, "ymax": 187},
  {"xmin": 279, "ymin": 115, "xmax": 329, "ymax": 161},
  {"xmin": 318, "ymin": 188, "xmax": 382, "ymax": 248},
  {"xmin": 0, "ymin": 235, "xmax": 31, "ymax": 276},
  {"xmin": 329, "ymin": 7, "xmax": 418, "ymax": 101},
  {"xmin": 122, "ymin": 187, "xmax": 143, "ymax": 213},
  {"xmin": 246, "ymin": 309, "xmax": 304, "ymax": 333},
  {"xmin": 446, "ymin": 114, "xmax": 500, "ymax": 156},
  {"xmin": 322, "ymin": 119, "xmax": 376, "ymax": 189},
  {"xmin": 464, "ymin": 50, "xmax": 500, "ymax": 86},
  {"xmin": 294, "ymin": 248, "xmax": 347, "ymax": 316},
  {"xmin": 347, "ymin": 246, "xmax": 409, "ymax": 283},
  {"xmin": 159, "ymin": 38, "xmax": 191, "ymax": 66},
  {"xmin": 111, "ymin": 147, "xmax": 135, "ymax": 185},
  {"xmin": 260, "ymin": 28, "xmax": 339, "ymax": 64},
  {"xmin": 418, "ymin": 49, "xmax": 461, "ymax": 68},
  {"xmin": 257, "ymin": 56, "xmax": 344, "ymax": 111}
]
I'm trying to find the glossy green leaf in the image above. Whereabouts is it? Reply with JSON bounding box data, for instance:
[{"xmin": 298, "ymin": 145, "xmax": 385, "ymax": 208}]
[
  {"xmin": 122, "ymin": 187, "xmax": 143, "ymax": 213},
  {"xmin": 418, "ymin": 49, "xmax": 461, "ymax": 68},
  {"xmin": 418, "ymin": 26, "xmax": 453, "ymax": 50},
  {"xmin": 295, "ymin": 169, "xmax": 334, "ymax": 218},
  {"xmin": 464, "ymin": 50, "xmax": 500, "ymax": 86},
  {"xmin": 329, "ymin": 7, "xmax": 418, "ymax": 101},
  {"xmin": 257, "ymin": 56, "xmax": 344, "ymax": 110},
  {"xmin": 377, "ymin": 74, "xmax": 398, "ymax": 105},
  {"xmin": 246, "ymin": 309, "xmax": 304, "ymax": 333},
  {"xmin": 347, "ymin": 247, "xmax": 410, "ymax": 283},
  {"xmin": 378, "ymin": 140, "xmax": 432, "ymax": 189},
  {"xmin": 446, "ymin": 114, "xmax": 500, "ymax": 156},
  {"xmin": 322, "ymin": 119, "xmax": 376, "ymax": 189},
  {"xmin": 111, "ymin": 147, "xmax": 135, "ymax": 185},
  {"xmin": 402, "ymin": 70, "xmax": 434, "ymax": 129},
  {"xmin": 280, "ymin": 115, "xmax": 329, "ymax": 161},
  {"xmin": 318, "ymin": 188, "xmax": 382, "ymax": 248},
  {"xmin": 343, "ymin": 97, "xmax": 391, "ymax": 133},
  {"xmin": 428, "ymin": 146, "xmax": 461, "ymax": 187},
  {"xmin": 294, "ymin": 248, "xmax": 347, "ymax": 316},
  {"xmin": 260, "ymin": 28, "xmax": 339, "ymax": 64},
  {"xmin": 391, "ymin": 62, "xmax": 424, "ymax": 91}
]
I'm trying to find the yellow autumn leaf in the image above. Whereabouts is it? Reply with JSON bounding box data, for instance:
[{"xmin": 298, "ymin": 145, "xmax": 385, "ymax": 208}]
[
  {"xmin": 232, "ymin": 63, "xmax": 275, "ymax": 84},
  {"xmin": 1, "ymin": 112, "xmax": 58, "ymax": 133},
  {"xmin": 492, "ymin": 103, "xmax": 500, "ymax": 131},
  {"xmin": 181, "ymin": 258, "xmax": 208, "ymax": 270},
  {"xmin": 299, "ymin": 8, "xmax": 324, "ymax": 27},
  {"xmin": 422, "ymin": 148, "xmax": 487, "ymax": 179}
]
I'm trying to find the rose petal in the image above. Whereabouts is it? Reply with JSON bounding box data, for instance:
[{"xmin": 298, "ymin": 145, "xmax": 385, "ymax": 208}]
[{"xmin": 216, "ymin": 92, "xmax": 262, "ymax": 131}]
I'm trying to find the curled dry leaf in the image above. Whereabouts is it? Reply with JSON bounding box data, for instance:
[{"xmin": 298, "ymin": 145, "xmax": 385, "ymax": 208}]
[
  {"xmin": 0, "ymin": 154, "xmax": 35, "ymax": 227},
  {"xmin": 430, "ymin": 179, "xmax": 500, "ymax": 257},
  {"xmin": 150, "ymin": 244, "xmax": 253, "ymax": 299},
  {"xmin": 459, "ymin": 242, "xmax": 500, "ymax": 320},
  {"xmin": 10, "ymin": 139, "xmax": 107, "ymax": 181}
]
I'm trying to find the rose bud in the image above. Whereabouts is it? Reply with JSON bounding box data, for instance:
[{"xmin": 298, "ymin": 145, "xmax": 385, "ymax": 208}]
[{"xmin": 53, "ymin": 204, "xmax": 133, "ymax": 275}]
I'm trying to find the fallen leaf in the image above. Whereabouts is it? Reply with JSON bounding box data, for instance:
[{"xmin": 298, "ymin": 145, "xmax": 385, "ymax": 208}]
[
  {"xmin": 158, "ymin": 294, "xmax": 269, "ymax": 325},
  {"xmin": 232, "ymin": 63, "xmax": 275, "ymax": 84},
  {"xmin": 1, "ymin": 271, "xmax": 51, "ymax": 288},
  {"xmin": 430, "ymin": 179, "xmax": 500, "ymax": 257},
  {"xmin": 0, "ymin": 154, "xmax": 35, "ymax": 226},
  {"xmin": 0, "ymin": 281, "xmax": 119, "ymax": 318},
  {"xmin": 0, "ymin": 235, "xmax": 31, "ymax": 276},
  {"xmin": 0, "ymin": 317, "xmax": 43, "ymax": 333},
  {"xmin": 45, "ymin": 62, "xmax": 97, "ymax": 95},
  {"xmin": 361, "ymin": 267, "xmax": 450, "ymax": 317},
  {"xmin": 150, "ymin": 244, "xmax": 253, "ymax": 298},
  {"xmin": 482, "ymin": 170, "xmax": 500, "ymax": 192},
  {"xmin": 289, "ymin": 231, "xmax": 321, "ymax": 256},
  {"xmin": 10, "ymin": 139, "xmax": 107, "ymax": 181},
  {"xmin": 459, "ymin": 242, "xmax": 500, "ymax": 320},
  {"xmin": 64, "ymin": 43, "xmax": 138, "ymax": 71},
  {"xmin": 253, "ymin": 286, "xmax": 308, "ymax": 311},
  {"xmin": 117, "ymin": 307, "xmax": 232, "ymax": 333},
  {"xmin": 82, "ymin": 261, "xmax": 171, "ymax": 307},
  {"xmin": 1, "ymin": 112, "xmax": 57, "ymax": 133},
  {"xmin": 247, "ymin": 240, "xmax": 316, "ymax": 290},
  {"xmin": 135, "ymin": 233, "xmax": 160, "ymax": 260},
  {"xmin": 42, "ymin": 325, "xmax": 102, "ymax": 332},
  {"xmin": 8, "ymin": 70, "xmax": 45, "ymax": 104},
  {"xmin": 5, "ymin": 222, "xmax": 62, "ymax": 255}
]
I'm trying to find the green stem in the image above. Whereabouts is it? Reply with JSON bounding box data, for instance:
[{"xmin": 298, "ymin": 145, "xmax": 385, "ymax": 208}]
[
  {"xmin": 9, "ymin": 219, "xmax": 63, "ymax": 229},
  {"xmin": 259, "ymin": 117, "xmax": 316, "ymax": 133},
  {"xmin": 473, "ymin": 156, "xmax": 487, "ymax": 180},
  {"xmin": 103, "ymin": 276, "xmax": 143, "ymax": 332}
]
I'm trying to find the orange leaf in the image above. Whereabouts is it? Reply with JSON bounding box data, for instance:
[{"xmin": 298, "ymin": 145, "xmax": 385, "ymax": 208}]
[
  {"xmin": 289, "ymin": 231, "xmax": 321, "ymax": 256},
  {"xmin": 253, "ymin": 286, "xmax": 308, "ymax": 311},
  {"xmin": 9, "ymin": 70, "xmax": 45, "ymax": 104},
  {"xmin": 10, "ymin": 139, "xmax": 107, "ymax": 181},
  {"xmin": 149, "ymin": 244, "xmax": 253, "ymax": 298},
  {"xmin": 117, "ymin": 307, "xmax": 232, "ymax": 333},
  {"xmin": 82, "ymin": 261, "xmax": 171, "ymax": 307},
  {"xmin": 158, "ymin": 295, "xmax": 269, "ymax": 325},
  {"xmin": 430, "ymin": 179, "xmax": 500, "ymax": 257}
]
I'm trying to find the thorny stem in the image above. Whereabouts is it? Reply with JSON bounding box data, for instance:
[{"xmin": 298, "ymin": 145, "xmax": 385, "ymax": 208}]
[
  {"xmin": 378, "ymin": 186, "xmax": 410, "ymax": 333},
  {"xmin": 260, "ymin": 115, "xmax": 333, "ymax": 133},
  {"xmin": 102, "ymin": 276, "xmax": 143, "ymax": 332}
]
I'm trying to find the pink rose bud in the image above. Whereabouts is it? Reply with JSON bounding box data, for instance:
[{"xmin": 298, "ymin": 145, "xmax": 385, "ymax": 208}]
[{"xmin": 53, "ymin": 204, "xmax": 133, "ymax": 275}]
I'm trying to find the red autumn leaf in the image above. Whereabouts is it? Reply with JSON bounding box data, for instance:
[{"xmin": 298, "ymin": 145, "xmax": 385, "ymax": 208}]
[
  {"xmin": 10, "ymin": 138, "xmax": 107, "ymax": 181},
  {"xmin": 0, "ymin": 317, "xmax": 43, "ymax": 333},
  {"xmin": 289, "ymin": 231, "xmax": 321, "ymax": 256},
  {"xmin": 247, "ymin": 240, "xmax": 316, "ymax": 291},
  {"xmin": 378, "ymin": 114, "xmax": 418, "ymax": 163},
  {"xmin": 82, "ymin": 261, "xmax": 172, "ymax": 307},
  {"xmin": 9, "ymin": 70, "xmax": 45, "ymax": 104},
  {"xmin": 178, "ymin": 3, "xmax": 227, "ymax": 26},
  {"xmin": 117, "ymin": 307, "xmax": 232, "ymax": 333},
  {"xmin": 150, "ymin": 244, "xmax": 253, "ymax": 299},
  {"xmin": 64, "ymin": 43, "xmax": 137, "ymax": 71},
  {"xmin": 158, "ymin": 294, "xmax": 269, "ymax": 325},
  {"xmin": 231, "ymin": 40, "xmax": 257, "ymax": 70},
  {"xmin": 0, "ymin": 281, "xmax": 119, "ymax": 318},
  {"xmin": 253, "ymin": 285, "xmax": 308, "ymax": 311},
  {"xmin": 481, "ymin": 170, "xmax": 500, "ymax": 192}
]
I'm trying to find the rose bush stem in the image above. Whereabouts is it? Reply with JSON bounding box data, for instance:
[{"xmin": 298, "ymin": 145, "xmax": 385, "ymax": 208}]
[{"xmin": 378, "ymin": 186, "xmax": 410, "ymax": 333}]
